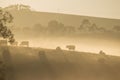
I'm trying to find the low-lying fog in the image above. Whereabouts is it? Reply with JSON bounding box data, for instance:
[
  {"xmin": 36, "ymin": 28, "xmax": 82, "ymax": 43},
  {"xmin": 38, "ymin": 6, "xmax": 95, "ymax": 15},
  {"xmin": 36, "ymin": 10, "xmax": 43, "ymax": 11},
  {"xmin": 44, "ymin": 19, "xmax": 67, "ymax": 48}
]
[{"xmin": 17, "ymin": 37, "xmax": 120, "ymax": 56}]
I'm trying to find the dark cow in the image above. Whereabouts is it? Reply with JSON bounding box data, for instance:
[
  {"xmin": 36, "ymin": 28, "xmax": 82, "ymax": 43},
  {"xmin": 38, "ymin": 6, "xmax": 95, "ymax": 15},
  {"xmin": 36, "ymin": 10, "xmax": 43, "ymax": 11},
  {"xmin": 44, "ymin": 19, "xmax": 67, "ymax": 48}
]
[
  {"xmin": 66, "ymin": 45, "xmax": 75, "ymax": 51},
  {"xmin": 20, "ymin": 41, "xmax": 29, "ymax": 47},
  {"xmin": 99, "ymin": 50, "xmax": 106, "ymax": 56}
]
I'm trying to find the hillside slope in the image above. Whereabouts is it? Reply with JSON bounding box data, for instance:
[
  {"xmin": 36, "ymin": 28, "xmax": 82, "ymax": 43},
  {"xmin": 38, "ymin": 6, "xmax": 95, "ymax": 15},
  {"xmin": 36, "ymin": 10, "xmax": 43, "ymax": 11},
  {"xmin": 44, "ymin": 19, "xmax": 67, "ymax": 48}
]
[
  {"xmin": 0, "ymin": 46, "xmax": 120, "ymax": 80},
  {"xmin": 7, "ymin": 9, "xmax": 120, "ymax": 29}
]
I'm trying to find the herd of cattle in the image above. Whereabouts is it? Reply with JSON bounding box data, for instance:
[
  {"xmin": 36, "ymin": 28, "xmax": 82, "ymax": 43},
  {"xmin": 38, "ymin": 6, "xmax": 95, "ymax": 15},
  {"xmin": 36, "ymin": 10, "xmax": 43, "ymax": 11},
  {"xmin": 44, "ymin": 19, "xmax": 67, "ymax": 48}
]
[
  {"xmin": 0, "ymin": 39, "xmax": 29, "ymax": 47},
  {"xmin": 0, "ymin": 39, "xmax": 76, "ymax": 51},
  {"xmin": 0, "ymin": 40, "xmax": 75, "ymax": 51},
  {"xmin": 0, "ymin": 39, "xmax": 106, "ymax": 55}
]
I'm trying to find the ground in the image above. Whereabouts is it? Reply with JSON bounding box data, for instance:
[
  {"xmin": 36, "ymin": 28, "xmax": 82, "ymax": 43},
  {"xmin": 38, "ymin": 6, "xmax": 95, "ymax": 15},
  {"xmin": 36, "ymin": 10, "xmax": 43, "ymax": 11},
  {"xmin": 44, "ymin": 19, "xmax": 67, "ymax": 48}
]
[{"xmin": 0, "ymin": 46, "xmax": 120, "ymax": 80}]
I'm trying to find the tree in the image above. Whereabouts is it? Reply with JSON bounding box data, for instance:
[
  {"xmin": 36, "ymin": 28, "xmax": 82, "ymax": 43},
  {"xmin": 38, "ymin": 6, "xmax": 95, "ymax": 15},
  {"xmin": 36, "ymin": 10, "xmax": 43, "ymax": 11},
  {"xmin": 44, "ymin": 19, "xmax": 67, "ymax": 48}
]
[
  {"xmin": 89, "ymin": 23, "xmax": 98, "ymax": 32},
  {"xmin": 57, "ymin": 23, "xmax": 66, "ymax": 35},
  {"xmin": 113, "ymin": 26, "xmax": 120, "ymax": 32},
  {"xmin": 48, "ymin": 20, "xmax": 66, "ymax": 35},
  {"xmin": 48, "ymin": 20, "xmax": 59, "ymax": 34},
  {"xmin": 4, "ymin": 4, "xmax": 31, "ymax": 11},
  {"xmin": 0, "ymin": 8, "xmax": 15, "ymax": 44},
  {"xmin": 78, "ymin": 19, "xmax": 91, "ymax": 32}
]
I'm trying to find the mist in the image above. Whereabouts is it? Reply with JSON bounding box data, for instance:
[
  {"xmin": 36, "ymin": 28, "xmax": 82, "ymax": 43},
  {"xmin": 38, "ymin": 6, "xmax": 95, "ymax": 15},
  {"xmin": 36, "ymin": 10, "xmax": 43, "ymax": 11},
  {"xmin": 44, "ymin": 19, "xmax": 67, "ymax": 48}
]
[{"xmin": 15, "ymin": 36, "xmax": 120, "ymax": 56}]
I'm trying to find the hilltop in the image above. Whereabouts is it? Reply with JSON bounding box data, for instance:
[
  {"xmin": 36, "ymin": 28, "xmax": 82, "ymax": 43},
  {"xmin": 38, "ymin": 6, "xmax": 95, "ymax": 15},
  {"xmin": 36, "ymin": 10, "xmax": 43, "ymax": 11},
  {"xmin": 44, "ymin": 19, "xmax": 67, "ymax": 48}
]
[{"xmin": 4, "ymin": 4, "xmax": 120, "ymax": 28}]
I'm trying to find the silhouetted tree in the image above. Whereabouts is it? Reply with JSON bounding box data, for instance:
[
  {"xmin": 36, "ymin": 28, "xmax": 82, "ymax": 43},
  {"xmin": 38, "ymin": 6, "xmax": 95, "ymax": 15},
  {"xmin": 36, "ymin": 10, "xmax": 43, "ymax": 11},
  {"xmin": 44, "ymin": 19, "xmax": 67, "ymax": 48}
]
[
  {"xmin": 78, "ymin": 19, "xmax": 91, "ymax": 32},
  {"xmin": 57, "ymin": 23, "xmax": 66, "ymax": 34},
  {"xmin": 89, "ymin": 23, "xmax": 98, "ymax": 32},
  {"xmin": 48, "ymin": 20, "xmax": 59, "ymax": 34},
  {"xmin": 4, "ymin": 4, "xmax": 31, "ymax": 11},
  {"xmin": 113, "ymin": 26, "xmax": 120, "ymax": 32},
  {"xmin": 0, "ymin": 8, "xmax": 15, "ymax": 44},
  {"xmin": 48, "ymin": 20, "xmax": 66, "ymax": 35},
  {"xmin": 78, "ymin": 19, "xmax": 107, "ymax": 33}
]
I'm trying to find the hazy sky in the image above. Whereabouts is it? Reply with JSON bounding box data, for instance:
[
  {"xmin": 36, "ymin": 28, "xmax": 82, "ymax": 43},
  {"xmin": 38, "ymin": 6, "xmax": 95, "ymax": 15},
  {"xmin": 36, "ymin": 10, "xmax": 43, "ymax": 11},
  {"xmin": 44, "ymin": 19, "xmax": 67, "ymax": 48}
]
[{"xmin": 0, "ymin": 0, "xmax": 120, "ymax": 19}]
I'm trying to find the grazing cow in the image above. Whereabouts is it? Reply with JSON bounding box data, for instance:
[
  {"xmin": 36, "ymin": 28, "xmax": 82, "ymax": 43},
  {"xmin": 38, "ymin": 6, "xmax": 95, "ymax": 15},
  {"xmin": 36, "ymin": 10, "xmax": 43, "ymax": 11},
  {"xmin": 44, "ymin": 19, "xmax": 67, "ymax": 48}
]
[
  {"xmin": 99, "ymin": 50, "xmax": 106, "ymax": 56},
  {"xmin": 20, "ymin": 41, "xmax": 29, "ymax": 47},
  {"xmin": 0, "ymin": 40, "xmax": 7, "ymax": 46},
  {"xmin": 66, "ymin": 45, "xmax": 75, "ymax": 51},
  {"xmin": 56, "ymin": 46, "xmax": 62, "ymax": 51}
]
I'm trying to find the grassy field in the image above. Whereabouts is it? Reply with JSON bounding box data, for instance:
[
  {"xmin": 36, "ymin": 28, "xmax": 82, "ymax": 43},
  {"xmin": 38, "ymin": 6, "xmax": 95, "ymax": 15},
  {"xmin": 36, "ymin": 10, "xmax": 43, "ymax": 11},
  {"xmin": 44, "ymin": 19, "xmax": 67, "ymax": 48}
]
[{"xmin": 0, "ymin": 46, "xmax": 120, "ymax": 80}]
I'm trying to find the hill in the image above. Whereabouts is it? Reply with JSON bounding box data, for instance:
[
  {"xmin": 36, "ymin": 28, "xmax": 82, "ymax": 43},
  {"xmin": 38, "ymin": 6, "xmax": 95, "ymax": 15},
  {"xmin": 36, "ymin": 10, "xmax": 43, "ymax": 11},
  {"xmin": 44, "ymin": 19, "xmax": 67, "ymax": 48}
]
[
  {"xmin": 2, "ymin": 5, "xmax": 120, "ymax": 39},
  {"xmin": 6, "ymin": 6, "xmax": 120, "ymax": 29},
  {"xmin": 0, "ymin": 46, "xmax": 120, "ymax": 80},
  {"xmin": 1, "ymin": 5, "xmax": 120, "ymax": 57}
]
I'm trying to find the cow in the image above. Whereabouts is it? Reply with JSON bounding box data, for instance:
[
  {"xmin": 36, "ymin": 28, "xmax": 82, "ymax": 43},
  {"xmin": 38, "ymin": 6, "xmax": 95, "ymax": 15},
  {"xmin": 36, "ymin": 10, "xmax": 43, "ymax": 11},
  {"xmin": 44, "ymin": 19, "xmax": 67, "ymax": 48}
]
[
  {"xmin": 99, "ymin": 50, "xmax": 106, "ymax": 56},
  {"xmin": 56, "ymin": 46, "xmax": 62, "ymax": 51},
  {"xmin": 20, "ymin": 41, "xmax": 29, "ymax": 47},
  {"xmin": 66, "ymin": 45, "xmax": 75, "ymax": 51}
]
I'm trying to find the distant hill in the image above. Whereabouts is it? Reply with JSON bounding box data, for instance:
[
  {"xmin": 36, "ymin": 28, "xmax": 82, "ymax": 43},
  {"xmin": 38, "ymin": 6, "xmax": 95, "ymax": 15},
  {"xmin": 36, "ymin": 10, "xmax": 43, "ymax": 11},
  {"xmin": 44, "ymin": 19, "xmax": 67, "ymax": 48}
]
[
  {"xmin": 4, "ymin": 5, "xmax": 120, "ymax": 29},
  {"xmin": 0, "ymin": 46, "xmax": 120, "ymax": 80},
  {"xmin": 2, "ymin": 5, "xmax": 120, "ymax": 39}
]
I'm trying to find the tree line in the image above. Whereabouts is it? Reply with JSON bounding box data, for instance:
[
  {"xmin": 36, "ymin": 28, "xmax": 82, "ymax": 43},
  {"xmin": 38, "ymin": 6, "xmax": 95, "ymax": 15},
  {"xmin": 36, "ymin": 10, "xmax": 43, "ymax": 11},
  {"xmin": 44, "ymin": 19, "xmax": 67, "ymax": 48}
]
[{"xmin": 17, "ymin": 19, "xmax": 120, "ymax": 37}]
